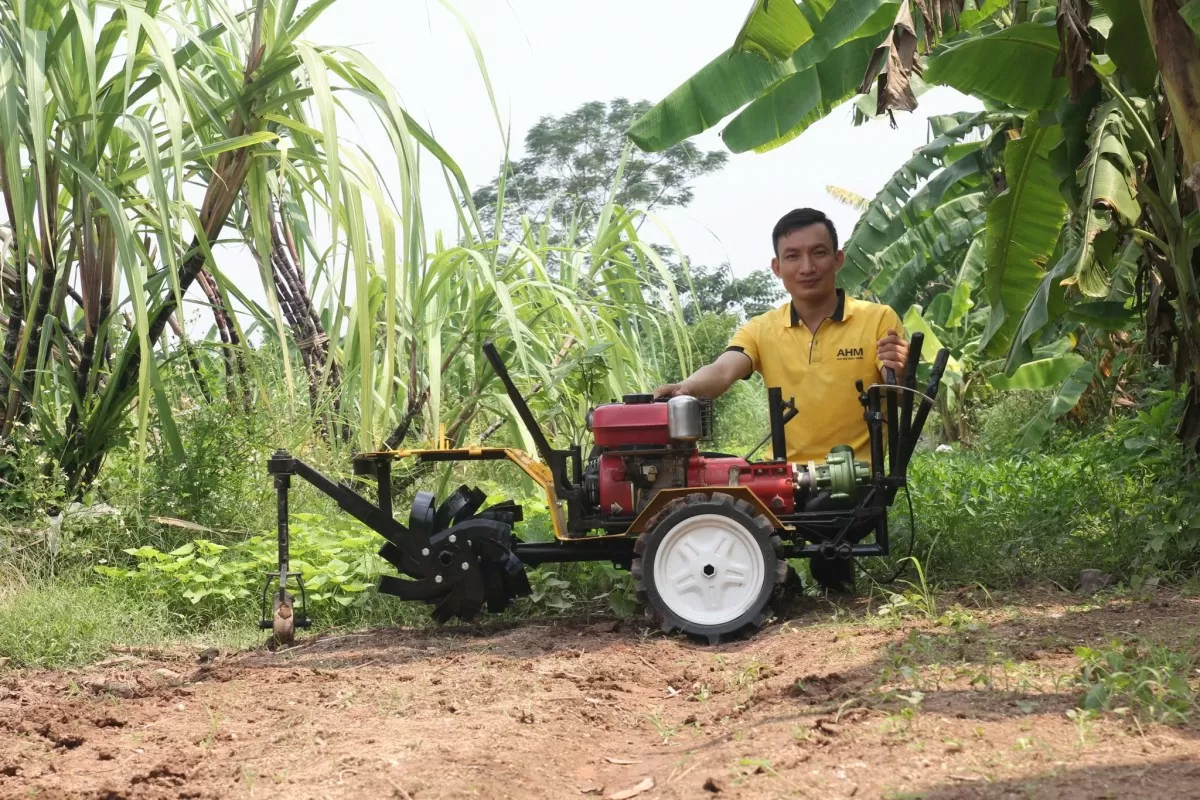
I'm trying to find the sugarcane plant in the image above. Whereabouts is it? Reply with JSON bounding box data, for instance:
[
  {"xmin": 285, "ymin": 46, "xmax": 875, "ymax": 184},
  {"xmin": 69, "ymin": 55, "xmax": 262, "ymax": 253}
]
[{"xmin": 0, "ymin": 0, "xmax": 693, "ymax": 509}]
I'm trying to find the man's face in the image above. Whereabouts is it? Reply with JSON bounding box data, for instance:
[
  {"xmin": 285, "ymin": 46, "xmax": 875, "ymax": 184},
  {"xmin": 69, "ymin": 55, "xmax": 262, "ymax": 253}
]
[{"xmin": 771, "ymin": 223, "xmax": 843, "ymax": 304}]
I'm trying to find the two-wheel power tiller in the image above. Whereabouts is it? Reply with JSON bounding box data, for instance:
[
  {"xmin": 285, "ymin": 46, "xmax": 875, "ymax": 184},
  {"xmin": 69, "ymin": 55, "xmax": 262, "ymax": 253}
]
[{"xmin": 259, "ymin": 333, "xmax": 948, "ymax": 645}]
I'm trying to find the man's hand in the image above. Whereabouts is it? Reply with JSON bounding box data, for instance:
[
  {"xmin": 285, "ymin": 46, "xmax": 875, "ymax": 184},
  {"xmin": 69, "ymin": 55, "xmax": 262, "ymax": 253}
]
[
  {"xmin": 652, "ymin": 383, "xmax": 683, "ymax": 399},
  {"xmin": 877, "ymin": 329, "xmax": 909, "ymax": 375}
]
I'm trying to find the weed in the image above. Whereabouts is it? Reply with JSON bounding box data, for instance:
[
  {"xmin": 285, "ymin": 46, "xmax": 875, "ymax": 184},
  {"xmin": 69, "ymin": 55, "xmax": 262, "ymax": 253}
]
[
  {"xmin": 730, "ymin": 658, "xmax": 764, "ymax": 689},
  {"xmin": 644, "ymin": 708, "xmax": 678, "ymax": 743},
  {"xmin": 880, "ymin": 690, "xmax": 924, "ymax": 737},
  {"xmin": 1065, "ymin": 708, "xmax": 1100, "ymax": 748},
  {"xmin": 1074, "ymin": 639, "xmax": 1198, "ymax": 725},
  {"xmin": 0, "ymin": 578, "xmax": 255, "ymax": 668},
  {"xmin": 203, "ymin": 706, "xmax": 221, "ymax": 750},
  {"xmin": 873, "ymin": 558, "xmax": 938, "ymax": 622}
]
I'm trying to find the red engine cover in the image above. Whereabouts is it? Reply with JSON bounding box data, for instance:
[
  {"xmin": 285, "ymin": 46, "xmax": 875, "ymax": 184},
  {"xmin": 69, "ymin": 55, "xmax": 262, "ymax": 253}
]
[
  {"xmin": 590, "ymin": 403, "xmax": 670, "ymax": 447},
  {"xmin": 595, "ymin": 451, "xmax": 796, "ymax": 517}
]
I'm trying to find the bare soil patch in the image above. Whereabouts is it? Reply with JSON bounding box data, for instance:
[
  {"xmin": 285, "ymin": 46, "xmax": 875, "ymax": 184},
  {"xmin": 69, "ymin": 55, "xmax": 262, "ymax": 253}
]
[{"xmin": 2, "ymin": 588, "xmax": 1199, "ymax": 799}]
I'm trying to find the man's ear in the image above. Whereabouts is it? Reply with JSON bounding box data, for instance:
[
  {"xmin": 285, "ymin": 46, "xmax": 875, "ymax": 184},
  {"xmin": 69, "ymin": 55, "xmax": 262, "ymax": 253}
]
[
  {"xmin": 770, "ymin": 256, "xmax": 781, "ymax": 277},
  {"xmin": 833, "ymin": 250, "xmax": 845, "ymax": 273}
]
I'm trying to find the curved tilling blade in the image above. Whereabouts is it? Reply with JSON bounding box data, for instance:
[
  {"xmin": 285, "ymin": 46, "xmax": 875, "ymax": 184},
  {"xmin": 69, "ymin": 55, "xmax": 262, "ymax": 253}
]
[{"xmin": 376, "ymin": 487, "xmax": 530, "ymax": 622}]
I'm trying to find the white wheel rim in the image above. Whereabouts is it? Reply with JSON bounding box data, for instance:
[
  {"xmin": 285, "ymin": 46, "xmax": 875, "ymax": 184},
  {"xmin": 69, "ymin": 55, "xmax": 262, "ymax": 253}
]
[{"xmin": 653, "ymin": 513, "xmax": 766, "ymax": 627}]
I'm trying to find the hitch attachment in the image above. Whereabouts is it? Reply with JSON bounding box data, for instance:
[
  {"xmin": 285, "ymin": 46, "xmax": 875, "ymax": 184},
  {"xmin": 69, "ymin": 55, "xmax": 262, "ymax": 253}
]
[{"xmin": 259, "ymin": 451, "xmax": 311, "ymax": 647}]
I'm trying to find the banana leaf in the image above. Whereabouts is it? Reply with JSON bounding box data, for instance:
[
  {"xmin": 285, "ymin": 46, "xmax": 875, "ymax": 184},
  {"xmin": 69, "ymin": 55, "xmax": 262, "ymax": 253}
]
[
  {"xmin": 923, "ymin": 22, "xmax": 1069, "ymax": 110},
  {"xmin": 1095, "ymin": 0, "xmax": 1161, "ymax": 95},
  {"xmin": 988, "ymin": 352, "xmax": 1086, "ymax": 391},
  {"xmin": 985, "ymin": 352, "xmax": 1094, "ymax": 448},
  {"xmin": 839, "ymin": 111, "xmax": 997, "ymax": 288},
  {"xmin": 720, "ymin": 30, "xmax": 889, "ymax": 153},
  {"xmin": 1063, "ymin": 100, "xmax": 1138, "ymax": 298},
  {"xmin": 627, "ymin": 0, "xmax": 900, "ymax": 152},
  {"xmin": 869, "ymin": 191, "xmax": 989, "ymax": 310},
  {"xmin": 732, "ymin": 0, "xmax": 818, "ymax": 61},
  {"xmin": 981, "ymin": 112, "xmax": 1068, "ymax": 356}
]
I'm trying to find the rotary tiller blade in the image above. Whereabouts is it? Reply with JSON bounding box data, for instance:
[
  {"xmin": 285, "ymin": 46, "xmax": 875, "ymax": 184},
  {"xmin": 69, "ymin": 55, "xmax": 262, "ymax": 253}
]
[
  {"xmin": 377, "ymin": 489, "xmax": 530, "ymax": 623},
  {"xmin": 378, "ymin": 573, "xmax": 449, "ymax": 602},
  {"xmin": 409, "ymin": 491, "xmax": 437, "ymax": 538}
]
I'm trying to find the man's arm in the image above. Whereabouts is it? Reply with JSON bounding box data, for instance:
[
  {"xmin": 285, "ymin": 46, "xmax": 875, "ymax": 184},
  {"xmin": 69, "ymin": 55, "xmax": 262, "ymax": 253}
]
[{"xmin": 653, "ymin": 350, "xmax": 753, "ymax": 399}]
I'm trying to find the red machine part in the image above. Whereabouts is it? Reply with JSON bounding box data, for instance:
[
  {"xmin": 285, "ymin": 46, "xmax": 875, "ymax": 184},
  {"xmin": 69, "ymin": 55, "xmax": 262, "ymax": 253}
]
[
  {"xmin": 590, "ymin": 402, "xmax": 670, "ymax": 447},
  {"xmin": 596, "ymin": 451, "xmax": 796, "ymax": 517}
]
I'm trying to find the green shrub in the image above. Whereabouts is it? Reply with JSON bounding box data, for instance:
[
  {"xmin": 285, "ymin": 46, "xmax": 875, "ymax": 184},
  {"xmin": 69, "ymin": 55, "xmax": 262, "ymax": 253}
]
[
  {"xmin": 903, "ymin": 389, "xmax": 1200, "ymax": 588},
  {"xmin": 93, "ymin": 512, "xmax": 400, "ymax": 626}
]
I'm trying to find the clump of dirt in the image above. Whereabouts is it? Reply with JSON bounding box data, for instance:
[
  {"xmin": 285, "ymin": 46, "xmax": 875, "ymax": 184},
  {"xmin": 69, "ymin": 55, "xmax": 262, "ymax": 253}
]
[{"xmin": 2, "ymin": 588, "xmax": 1199, "ymax": 799}]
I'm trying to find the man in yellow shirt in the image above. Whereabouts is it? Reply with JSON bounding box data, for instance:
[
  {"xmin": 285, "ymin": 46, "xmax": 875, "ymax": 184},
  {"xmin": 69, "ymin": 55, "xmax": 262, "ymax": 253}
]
[{"xmin": 654, "ymin": 208, "xmax": 909, "ymax": 465}]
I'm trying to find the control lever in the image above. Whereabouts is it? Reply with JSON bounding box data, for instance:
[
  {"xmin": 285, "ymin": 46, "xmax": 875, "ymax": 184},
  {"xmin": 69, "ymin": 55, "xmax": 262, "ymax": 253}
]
[{"xmin": 744, "ymin": 390, "xmax": 797, "ymax": 461}]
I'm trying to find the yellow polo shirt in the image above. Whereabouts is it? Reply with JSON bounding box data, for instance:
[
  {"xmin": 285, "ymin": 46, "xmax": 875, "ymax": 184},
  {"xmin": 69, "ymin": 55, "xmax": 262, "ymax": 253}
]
[{"xmin": 727, "ymin": 290, "xmax": 903, "ymax": 465}]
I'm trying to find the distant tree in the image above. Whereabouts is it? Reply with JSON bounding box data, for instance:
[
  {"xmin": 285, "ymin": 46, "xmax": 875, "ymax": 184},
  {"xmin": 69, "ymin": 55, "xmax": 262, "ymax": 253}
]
[
  {"xmin": 671, "ymin": 262, "xmax": 783, "ymax": 324},
  {"xmin": 472, "ymin": 98, "xmax": 782, "ymax": 335},
  {"xmin": 472, "ymin": 98, "xmax": 729, "ymax": 242}
]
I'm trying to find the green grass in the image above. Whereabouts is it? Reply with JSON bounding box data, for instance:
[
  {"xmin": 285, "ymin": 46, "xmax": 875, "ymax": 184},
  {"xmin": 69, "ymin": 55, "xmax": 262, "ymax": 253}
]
[{"xmin": 0, "ymin": 574, "xmax": 254, "ymax": 669}]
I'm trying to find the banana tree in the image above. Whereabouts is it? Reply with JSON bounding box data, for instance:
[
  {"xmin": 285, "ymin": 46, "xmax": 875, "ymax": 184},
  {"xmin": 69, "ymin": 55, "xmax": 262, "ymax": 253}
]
[
  {"xmin": 901, "ymin": 270, "xmax": 1096, "ymax": 446},
  {"xmin": 631, "ymin": 0, "xmax": 1200, "ymax": 453}
]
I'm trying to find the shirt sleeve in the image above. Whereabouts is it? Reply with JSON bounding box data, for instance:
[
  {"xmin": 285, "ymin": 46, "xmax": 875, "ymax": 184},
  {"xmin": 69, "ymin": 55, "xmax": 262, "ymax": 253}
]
[
  {"xmin": 726, "ymin": 316, "xmax": 760, "ymax": 377},
  {"xmin": 874, "ymin": 306, "xmax": 906, "ymax": 374}
]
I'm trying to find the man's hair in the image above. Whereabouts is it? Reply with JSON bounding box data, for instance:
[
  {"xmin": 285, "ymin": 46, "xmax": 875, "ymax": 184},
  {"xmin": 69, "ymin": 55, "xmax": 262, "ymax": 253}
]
[{"xmin": 772, "ymin": 208, "xmax": 838, "ymax": 254}]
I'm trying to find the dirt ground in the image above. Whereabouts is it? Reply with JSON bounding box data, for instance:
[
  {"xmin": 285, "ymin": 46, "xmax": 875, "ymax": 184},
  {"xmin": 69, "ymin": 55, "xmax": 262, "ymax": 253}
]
[{"xmin": 3, "ymin": 587, "xmax": 1199, "ymax": 800}]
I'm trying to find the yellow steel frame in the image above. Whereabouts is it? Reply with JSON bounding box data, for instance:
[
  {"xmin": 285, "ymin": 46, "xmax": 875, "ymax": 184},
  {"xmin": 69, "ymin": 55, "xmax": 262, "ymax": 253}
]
[
  {"xmin": 359, "ymin": 444, "xmax": 584, "ymax": 539},
  {"xmin": 363, "ymin": 427, "xmax": 788, "ymax": 541}
]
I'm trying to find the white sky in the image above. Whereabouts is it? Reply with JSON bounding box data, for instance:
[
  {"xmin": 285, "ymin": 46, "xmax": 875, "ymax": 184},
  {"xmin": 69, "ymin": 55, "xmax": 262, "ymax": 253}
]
[{"xmin": 197, "ymin": 0, "xmax": 982, "ymax": 327}]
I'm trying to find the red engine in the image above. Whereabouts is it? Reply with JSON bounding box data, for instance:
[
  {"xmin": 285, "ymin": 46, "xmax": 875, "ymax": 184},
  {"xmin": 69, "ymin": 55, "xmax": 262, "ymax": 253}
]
[{"xmin": 583, "ymin": 394, "xmax": 797, "ymax": 519}]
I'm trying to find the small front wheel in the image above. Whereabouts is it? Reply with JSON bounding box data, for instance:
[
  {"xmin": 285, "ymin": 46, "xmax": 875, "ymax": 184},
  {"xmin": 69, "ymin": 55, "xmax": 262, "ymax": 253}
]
[{"xmin": 632, "ymin": 492, "xmax": 785, "ymax": 644}]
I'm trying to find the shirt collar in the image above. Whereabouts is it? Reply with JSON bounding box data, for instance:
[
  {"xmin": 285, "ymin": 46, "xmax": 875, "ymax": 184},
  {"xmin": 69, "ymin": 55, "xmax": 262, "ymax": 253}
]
[{"xmin": 788, "ymin": 289, "xmax": 849, "ymax": 327}]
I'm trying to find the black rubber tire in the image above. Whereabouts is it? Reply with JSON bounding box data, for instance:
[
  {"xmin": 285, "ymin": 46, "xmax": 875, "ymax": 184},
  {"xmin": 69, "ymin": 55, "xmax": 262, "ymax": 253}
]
[
  {"xmin": 810, "ymin": 555, "xmax": 856, "ymax": 594},
  {"xmin": 632, "ymin": 492, "xmax": 786, "ymax": 645}
]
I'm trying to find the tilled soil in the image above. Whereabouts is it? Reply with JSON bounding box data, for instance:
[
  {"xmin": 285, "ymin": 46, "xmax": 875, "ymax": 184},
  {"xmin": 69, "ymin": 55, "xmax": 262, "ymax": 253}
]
[{"xmin": 2, "ymin": 588, "xmax": 1199, "ymax": 799}]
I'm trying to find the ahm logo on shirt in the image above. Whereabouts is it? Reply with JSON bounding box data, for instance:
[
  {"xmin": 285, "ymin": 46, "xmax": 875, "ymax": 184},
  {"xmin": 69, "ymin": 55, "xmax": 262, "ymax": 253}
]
[{"xmin": 836, "ymin": 347, "xmax": 865, "ymax": 361}]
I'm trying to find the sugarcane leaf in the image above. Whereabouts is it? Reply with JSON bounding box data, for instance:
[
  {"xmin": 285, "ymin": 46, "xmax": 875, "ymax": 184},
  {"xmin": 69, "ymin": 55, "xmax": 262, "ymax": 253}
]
[{"xmin": 147, "ymin": 349, "xmax": 185, "ymax": 464}]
